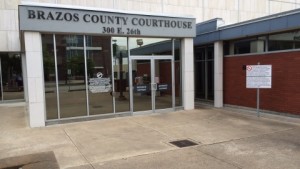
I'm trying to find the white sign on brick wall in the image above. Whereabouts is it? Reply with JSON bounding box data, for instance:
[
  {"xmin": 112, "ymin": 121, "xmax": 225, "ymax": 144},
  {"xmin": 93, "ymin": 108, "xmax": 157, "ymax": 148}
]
[{"xmin": 246, "ymin": 65, "xmax": 272, "ymax": 88}]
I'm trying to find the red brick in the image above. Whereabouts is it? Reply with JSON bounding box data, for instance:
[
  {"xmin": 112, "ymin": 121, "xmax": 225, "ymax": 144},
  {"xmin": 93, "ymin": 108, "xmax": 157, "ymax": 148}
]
[{"xmin": 224, "ymin": 51, "xmax": 300, "ymax": 115}]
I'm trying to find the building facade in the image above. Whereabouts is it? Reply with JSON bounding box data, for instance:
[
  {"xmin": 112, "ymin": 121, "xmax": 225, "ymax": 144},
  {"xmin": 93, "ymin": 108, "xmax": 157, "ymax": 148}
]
[
  {"xmin": 195, "ymin": 10, "xmax": 300, "ymax": 116},
  {"xmin": 1, "ymin": 0, "xmax": 299, "ymax": 127}
]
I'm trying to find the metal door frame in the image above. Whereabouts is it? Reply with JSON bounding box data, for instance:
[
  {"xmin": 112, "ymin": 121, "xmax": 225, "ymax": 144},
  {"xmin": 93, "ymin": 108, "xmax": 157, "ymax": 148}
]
[
  {"xmin": 0, "ymin": 58, "xmax": 3, "ymax": 101},
  {"xmin": 129, "ymin": 55, "xmax": 175, "ymax": 115}
]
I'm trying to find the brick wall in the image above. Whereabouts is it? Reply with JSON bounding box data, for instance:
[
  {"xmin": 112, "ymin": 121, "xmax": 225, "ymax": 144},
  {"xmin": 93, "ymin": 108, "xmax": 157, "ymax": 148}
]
[{"xmin": 224, "ymin": 51, "xmax": 300, "ymax": 115}]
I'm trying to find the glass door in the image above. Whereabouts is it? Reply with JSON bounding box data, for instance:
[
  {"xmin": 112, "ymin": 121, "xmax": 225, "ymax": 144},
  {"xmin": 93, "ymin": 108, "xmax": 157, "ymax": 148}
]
[
  {"xmin": 154, "ymin": 59, "xmax": 173, "ymax": 110},
  {"xmin": 131, "ymin": 59, "xmax": 152, "ymax": 112},
  {"xmin": 130, "ymin": 56, "xmax": 174, "ymax": 113}
]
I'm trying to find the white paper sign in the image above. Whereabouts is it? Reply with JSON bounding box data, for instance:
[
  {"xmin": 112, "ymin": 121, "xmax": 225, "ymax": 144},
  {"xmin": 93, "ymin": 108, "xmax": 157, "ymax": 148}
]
[
  {"xmin": 246, "ymin": 65, "xmax": 272, "ymax": 88},
  {"xmin": 89, "ymin": 78, "xmax": 111, "ymax": 93}
]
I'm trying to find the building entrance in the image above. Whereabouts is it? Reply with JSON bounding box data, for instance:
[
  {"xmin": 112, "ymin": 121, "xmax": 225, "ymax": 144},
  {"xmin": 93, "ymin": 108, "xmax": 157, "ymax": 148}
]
[
  {"xmin": 130, "ymin": 56, "xmax": 174, "ymax": 114},
  {"xmin": 19, "ymin": 3, "xmax": 195, "ymax": 127},
  {"xmin": 43, "ymin": 35, "xmax": 178, "ymax": 122}
]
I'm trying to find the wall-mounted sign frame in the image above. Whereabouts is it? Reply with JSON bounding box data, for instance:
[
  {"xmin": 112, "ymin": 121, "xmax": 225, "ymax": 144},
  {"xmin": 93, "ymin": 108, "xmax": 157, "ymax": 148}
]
[{"xmin": 19, "ymin": 4, "xmax": 196, "ymax": 38}]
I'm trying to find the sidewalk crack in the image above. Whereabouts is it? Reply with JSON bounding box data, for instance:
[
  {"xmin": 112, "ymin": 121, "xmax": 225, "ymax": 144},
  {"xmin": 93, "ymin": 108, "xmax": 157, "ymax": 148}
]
[
  {"xmin": 194, "ymin": 147, "xmax": 243, "ymax": 169},
  {"xmin": 63, "ymin": 129, "xmax": 95, "ymax": 169}
]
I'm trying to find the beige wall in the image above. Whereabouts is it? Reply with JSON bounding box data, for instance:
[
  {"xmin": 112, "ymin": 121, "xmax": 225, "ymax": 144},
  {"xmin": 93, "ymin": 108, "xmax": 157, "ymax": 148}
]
[
  {"xmin": 1, "ymin": 0, "xmax": 300, "ymax": 52},
  {"xmin": 0, "ymin": 0, "xmax": 20, "ymax": 52}
]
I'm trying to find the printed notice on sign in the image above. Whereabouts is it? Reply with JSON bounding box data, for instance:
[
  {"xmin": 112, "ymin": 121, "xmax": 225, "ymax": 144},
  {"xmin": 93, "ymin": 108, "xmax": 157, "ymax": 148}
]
[
  {"xmin": 89, "ymin": 78, "xmax": 111, "ymax": 93},
  {"xmin": 246, "ymin": 65, "xmax": 272, "ymax": 88}
]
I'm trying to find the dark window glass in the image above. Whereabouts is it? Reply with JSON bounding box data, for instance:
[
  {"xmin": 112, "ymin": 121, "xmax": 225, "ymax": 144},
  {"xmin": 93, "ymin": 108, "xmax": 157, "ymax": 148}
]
[
  {"xmin": 56, "ymin": 34, "xmax": 87, "ymax": 118},
  {"xmin": 223, "ymin": 41, "xmax": 230, "ymax": 55},
  {"xmin": 174, "ymin": 39, "xmax": 182, "ymax": 107},
  {"xmin": 129, "ymin": 38, "xmax": 172, "ymax": 55},
  {"xmin": 195, "ymin": 61, "xmax": 205, "ymax": 99},
  {"xmin": 268, "ymin": 31, "xmax": 300, "ymax": 51},
  {"xmin": 194, "ymin": 45, "xmax": 214, "ymax": 101},
  {"xmin": 42, "ymin": 34, "xmax": 58, "ymax": 120},
  {"xmin": 207, "ymin": 46, "xmax": 214, "ymax": 60},
  {"xmin": 228, "ymin": 36, "xmax": 266, "ymax": 55},
  {"xmin": 86, "ymin": 35, "xmax": 113, "ymax": 115},
  {"xmin": 112, "ymin": 37, "xmax": 130, "ymax": 113},
  {"xmin": 195, "ymin": 47, "xmax": 205, "ymax": 61},
  {"xmin": 0, "ymin": 53, "xmax": 24, "ymax": 101}
]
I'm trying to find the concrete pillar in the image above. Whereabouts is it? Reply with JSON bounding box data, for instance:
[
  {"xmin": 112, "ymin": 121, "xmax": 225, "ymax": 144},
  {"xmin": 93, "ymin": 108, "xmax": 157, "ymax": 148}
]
[
  {"xmin": 21, "ymin": 53, "xmax": 28, "ymax": 103},
  {"xmin": 214, "ymin": 41, "xmax": 223, "ymax": 108},
  {"xmin": 24, "ymin": 32, "xmax": 45, "ymax": 127},
  {"xmin": 181, "ymin": 38, "xmax": 194, "ymax": 110}
]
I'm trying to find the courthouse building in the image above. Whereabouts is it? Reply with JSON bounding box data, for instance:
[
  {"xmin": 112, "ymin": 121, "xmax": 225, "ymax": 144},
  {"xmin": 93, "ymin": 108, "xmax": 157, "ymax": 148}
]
[{"xmin": 0, "ymin": 0, "xmax": 299, "ymax": 127}]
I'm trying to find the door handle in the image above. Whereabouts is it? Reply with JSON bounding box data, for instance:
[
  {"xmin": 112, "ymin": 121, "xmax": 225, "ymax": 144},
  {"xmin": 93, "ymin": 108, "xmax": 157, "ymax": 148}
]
[{"xmin": 151, "ymin": 83, "xmax": 157, "ymax": 90}]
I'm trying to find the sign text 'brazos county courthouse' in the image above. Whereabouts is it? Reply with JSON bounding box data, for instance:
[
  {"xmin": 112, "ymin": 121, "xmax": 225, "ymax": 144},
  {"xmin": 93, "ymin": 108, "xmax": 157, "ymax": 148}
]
[{"xmin": 19, "ymin": 5, "xmax": 196, "ymax": 37}]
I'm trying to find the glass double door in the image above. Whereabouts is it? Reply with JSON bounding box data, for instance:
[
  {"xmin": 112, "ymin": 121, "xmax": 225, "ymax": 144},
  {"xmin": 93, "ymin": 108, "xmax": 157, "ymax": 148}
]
[{"xmin": 130, "ymin": 56, "xmax": 174, "ymax": 113}]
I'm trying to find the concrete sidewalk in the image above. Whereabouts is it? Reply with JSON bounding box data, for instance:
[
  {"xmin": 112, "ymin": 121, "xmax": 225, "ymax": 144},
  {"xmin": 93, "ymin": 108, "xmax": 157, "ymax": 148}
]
[{"xmin": 0, "ymin": 104, "xmax": 299, "ymax": 169}]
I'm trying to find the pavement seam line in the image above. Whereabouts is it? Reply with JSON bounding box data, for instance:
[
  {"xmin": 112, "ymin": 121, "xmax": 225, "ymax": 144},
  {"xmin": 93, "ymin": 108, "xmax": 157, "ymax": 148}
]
[
  {"xmin": 127, "ymin": 118, "xmax": 177, "ymax": 141},
  {"xmin": 193, "ymin": 147, "xmax": 243, "ymax": 169},
  {"xmin": 217, "ymin": 107, "xmax": 300, "ymax": 127},
  {"xmin": 63, "ymin": 129, "xmax": 95, "ymax": 169},
  {"xmin": 200, "ymin": 127, "xmax": 296, "ymax": 147},
  {"xmin": 98, "ymin": 148, "xmax": 180, "ymax": 166}
]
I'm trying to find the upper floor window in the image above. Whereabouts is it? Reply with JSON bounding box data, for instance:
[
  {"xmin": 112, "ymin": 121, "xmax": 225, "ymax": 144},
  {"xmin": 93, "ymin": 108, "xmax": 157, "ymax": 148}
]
[
  {"xmin": 224, "ymin": 29, "xmax": 300, "ymax": 56},
  {"xmin": 268, "ymin": 31, "xmax": 300, "ymax": 51},
  {"xmin": 226, "ymin": 36, "xmax": 266, "ymax": 55}
]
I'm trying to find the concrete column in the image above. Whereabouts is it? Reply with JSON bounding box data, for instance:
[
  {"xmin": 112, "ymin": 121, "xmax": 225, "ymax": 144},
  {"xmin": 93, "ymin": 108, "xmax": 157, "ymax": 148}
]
[
  {"xmin": 21, "ymin": 53, "xmax": 28, "ymax": 103},
  {"xmin": 24, "ymin": 32, "xmax": 45, "ymax": 127},
  {"xmin": 214, "ymin": 41, "xmax": 223, "ymax": 108},
  {"xmin": 181, "ymin": 38, "xmax": 194, "ymax": 110}
]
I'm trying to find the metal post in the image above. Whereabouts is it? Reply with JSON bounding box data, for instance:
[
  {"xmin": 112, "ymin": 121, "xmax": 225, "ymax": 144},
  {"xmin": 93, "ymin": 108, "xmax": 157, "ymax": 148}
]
[
  {"xmin": 118, "ymin": 52, "xmax": 126, "ymax": 100},
  {"xmin": 53, "ymin": 34, "xmax": 61, "ymax": 119},
  {"xmin": 172, "ymin": 39, "xmax": 175, "ymax": 109},
  {"xmin": 0, "ymin": 58, "xmax": 3, "ymax": 101},
  {"xmin": 83, "ymin": 35, "xmax": 90, "ymax": 116},
  {"xmin": 257, "ymin": 88, "xmax": 260, "ymax": 117},
  {"xmin": 111, "ymin": 38, "xmax": 116, "ymax": 114},
  {"xmin": 128, "ymin": 39, "xmax": 133, "ymax": 114},
  {"xmin": 257, "ymin": 62, "xmax": 260, "ymax": 117}
]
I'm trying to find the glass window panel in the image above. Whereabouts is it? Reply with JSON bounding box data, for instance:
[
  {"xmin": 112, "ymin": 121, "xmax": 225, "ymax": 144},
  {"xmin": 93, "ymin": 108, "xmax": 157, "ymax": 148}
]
[
  {"xmin": 207, "ymin": 45, "xmax": 214, "ymax": 60},
  {"xmin": 195, "ymin": 61, "xmax": 205, "ymax": 99},
  {"xmin": 132, "ymin": 59, "xmax": 152, "ymax": 112},
  {"xmin": 155, "ymin": 59, "xmax": 173, "ymax": 109},
  {"xmin": 174, "ymin": 39, "xmax": 182, "ymax": 107},
  {"xmin": 112, "ymin": 37, "xmax": 130, "ymax": 113},
  {"xmin": 42, "ymin": 34, "xmax": 58, "ymax": 120},
  {"xmin": 129, "ymin": 37, "xmax": 172, "ymax": 55},
  {"xmin": 194, "ymin": 45, "xmax": 214, "ymax": 101},
  {"xmin": 268, "ymin": 31, "xmax": 300, "ymax": 51},
  {"xmin": 0, "ymin": 53, "xmax": 24, "ymax": 101},
  {"xmin": 56, "ymin": 35, "xmax": 87, "ymax": 118},
  {"xmin": 231, "ymin": 36, "xmax": 266, "ymax": 54},
  {"xmin": 195, "ymin": 47, "xmax": 205, "ymax": 61},
  {"xmin": 86, "ymin": 35, "xmax": 113, "ymax": 115},
  {"xmin": 207, "ymin": 60, "xmax": 214, "ymax": 100},
  {"xmin": 234, "ymin": 39, "xmax": 252, "ymax": 54}
]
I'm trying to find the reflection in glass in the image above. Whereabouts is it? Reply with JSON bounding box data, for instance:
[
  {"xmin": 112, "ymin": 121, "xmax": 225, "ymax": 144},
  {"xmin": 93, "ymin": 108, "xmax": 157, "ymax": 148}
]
[
  {"xmin": 194, "ymin": 45, "xmax": 214, "ymax": 101},
  {"xmin": 56, "ymin": 35, "xmax": 87, "ymax": 118},
  {"xmin": 195, "ymin": 47, "xmax": 206, "ymax": 99},
  {"xmin": 112, "ymin": 37, "xmax": 130, "ymax": 113},
  {"xmin": 269, "ymin": 31, "xmax": 300, "ymax": 51},
  {"xmin": 129, "ymin": 37, "xmax": 172, "ymax": 55},
  {"xmin": 207, "ymin": 46, "xmax": 214, "ymax": 100},
  {"xmin": 86, "ymin": 35, "xmax": 113, "ymax": 115},
  {"xmin": 42, "ymin": 34, "xmax": 58, "ymax": 119},
  {"xmin": 0, "ymin": 53, "xmax": 24, "ymax": 101},
  {"xmin": 132, "ymin": 59, "xmax": 152, "ymax": 112},
  {"xmin": 155, "ymin": 59, "xmax": 172, "ymax": 109},
  {"xmin": 174, "ymin": 39, "xmax": 182, "ymax": 107}
]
